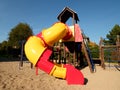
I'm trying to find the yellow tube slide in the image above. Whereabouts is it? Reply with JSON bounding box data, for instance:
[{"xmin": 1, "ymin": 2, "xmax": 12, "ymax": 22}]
[
  {"xmin": 25, "ymin": 22, "xmax": 71, "ymax": 79},
  {"xmin": 42, "ymin": 22, "xmax": 69, "ymax": 46},
  {"xmin": 24, "ymin": 36, "xmax": 47, "ymax": 65},
  {"xmin": 50, "ymin": 64, "xmax": 66, "ymax": 79}
]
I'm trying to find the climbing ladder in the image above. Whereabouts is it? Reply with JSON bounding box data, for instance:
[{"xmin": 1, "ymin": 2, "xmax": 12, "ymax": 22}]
[{"xmin": 82, "ymin": 33, "xmax": 95, "ymax": 72}]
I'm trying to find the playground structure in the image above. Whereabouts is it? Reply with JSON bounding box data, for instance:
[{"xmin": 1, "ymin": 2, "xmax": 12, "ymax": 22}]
[
  {"xmin": 98, "ymin": 35, "xmax": 120, "ymax": 69},
  {"xmin": 24, "ymin": 7, "xmax": 96, "ymax": 85},
  {"xmin": 51, "ymin": 7, "xmax": 95, "ymax": 73}
]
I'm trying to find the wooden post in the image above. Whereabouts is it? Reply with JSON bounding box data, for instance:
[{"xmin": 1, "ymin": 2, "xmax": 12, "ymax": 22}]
[
  {"xmin": 99, "ymin": 37, "xmax": 103, "ymax": 60},
  {"xmin": 63, "ymin": 43, "xmax": 66, "ymax": 64},
  {"xmin": 101, "ymin": 47, "xmax": 105, "ymax": 69},
  {"xmin": 116, "ymin": 35, "xmax": 120, "ymax": 61},
  {"xmin": 72, "ymin": 14, "xmax": 76, "ymax": 65},
  {"xmin": 58, "ymin": 42, "xmax": 61, "ymax": 64},
  {"xmin": 19, "ymin": 41, "xmax": 24, "ymax": 69},
  {"xmin": 99, "ymin": 37, "xmax": 105, "ymax": 69}
]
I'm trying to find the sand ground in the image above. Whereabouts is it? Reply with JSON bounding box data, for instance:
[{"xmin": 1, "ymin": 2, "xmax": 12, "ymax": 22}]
[{"xmin": 0, "ymin": 61, "xmax": 120, "ymax": 90}]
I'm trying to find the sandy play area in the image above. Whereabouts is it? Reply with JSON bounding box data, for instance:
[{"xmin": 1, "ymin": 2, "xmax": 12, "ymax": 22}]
[{"xmin": 0, "ymin": 61, "xmax": 120, "ymax": 90}]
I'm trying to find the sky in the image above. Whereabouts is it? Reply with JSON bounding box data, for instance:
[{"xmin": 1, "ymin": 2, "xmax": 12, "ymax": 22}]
[{"xmin": 0, "ymin": 0, "xmax": 120, "ymax": 44}]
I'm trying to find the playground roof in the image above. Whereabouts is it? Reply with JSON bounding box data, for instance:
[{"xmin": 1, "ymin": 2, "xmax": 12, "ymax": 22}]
[{"xmin": 57, "ymin": 7, "xmax": 79, "ymax": 23}]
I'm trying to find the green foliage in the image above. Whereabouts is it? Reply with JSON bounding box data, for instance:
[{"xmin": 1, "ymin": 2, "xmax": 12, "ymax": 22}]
[
  {"xmin": 104, "ymin": 24, "xmax": 120, "ymax": 45},
  {"xmin": 88, "ymin": 42, "xmax": 99, "ymax": 58},
  {"xmin": 8, "ymin": 23, "xmax": 33, "ymax": 48},
  {"xmin": 0, "ymin": 41, "xmax": 8, "ymax": 50},
  {"xmin": 0, "ymin": 41, "xmax": 8, "ymax": 55},
  {"xmin": 0, "ymin": 23, "xmax": 33, "ymax": 58}
]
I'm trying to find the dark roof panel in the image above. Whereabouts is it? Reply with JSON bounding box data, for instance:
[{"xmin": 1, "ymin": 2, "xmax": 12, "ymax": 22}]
[{"xmin": 57, "ymin": 7, "xmax": 79, "ymax": 23}]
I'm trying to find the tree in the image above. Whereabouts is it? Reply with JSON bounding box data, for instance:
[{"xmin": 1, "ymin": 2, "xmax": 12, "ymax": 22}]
[
  {"xmin": 104, "ymin": 24, "xmax": 120, "ymax": 45},
  {"xmin": 0, "ymin": 41, "xmax": 8, "ymax": 55},
  {"xmin": 0, "ymin": 41, "xmax": 8, "ymax": 50},
  {"xmin": 8, "ymin": 23, "xmax": 33, "ymax": 48},
  {"xmin": 88, "ymin": 41, "xmax": 99, "ymax": 58}
]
